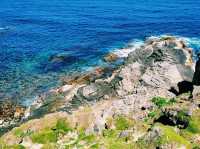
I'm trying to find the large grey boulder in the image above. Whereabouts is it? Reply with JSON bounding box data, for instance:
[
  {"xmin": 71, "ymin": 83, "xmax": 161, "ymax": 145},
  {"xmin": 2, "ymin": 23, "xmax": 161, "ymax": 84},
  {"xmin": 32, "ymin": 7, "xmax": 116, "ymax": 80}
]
[
  {"xmin": 116, "ymin": 62, "xmax": 143, "ymax": 96},
  {"xmin": 73, "ymin": 82, "xmax": 115, "ymax": 103}
]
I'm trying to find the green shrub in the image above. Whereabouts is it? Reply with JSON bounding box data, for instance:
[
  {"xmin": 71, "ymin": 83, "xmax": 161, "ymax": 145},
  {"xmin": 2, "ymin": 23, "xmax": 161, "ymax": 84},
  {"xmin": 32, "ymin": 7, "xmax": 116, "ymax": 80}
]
[
  {"xmin": 103, "ymin": 129, "xmax": 118, "ymax": 138},
  {"xmin": 90, "ymin": 143, "xmax": 99, "ymax": 149},
  {"xmin": 152, "ymin": 97, "xmax": 175, "ymax": 108},
  {"xmin": 148, "ymin": 111, "xmax": 157, "ymax": 118},
  {"xmin": 55, "ymin": 119, "xmax": 72, "ymax": 134},
  {"xmin": 31, "ymin": 129, "xmax": 57, "ymax": 144},
  {"xmin": 193, "ymin": 146, "xmax": 200, "ymax": 149},
  {"xmin": 14, "ymin": 129, "xmax": 32, "ymax": 138},
  {"xmin": 177, "ymin": 110, "xmax": 190, "ymax": 125},
  {"xmin": 78, "ymin": 131, "xmax": 96, "ymax": 143},
  {"xmin": 114, "ymin": 116, "xmax": 134, "ymax": 130},
  {"xmin": 186, "ymin": 121, "xmax": 199, "ymax": 134}
]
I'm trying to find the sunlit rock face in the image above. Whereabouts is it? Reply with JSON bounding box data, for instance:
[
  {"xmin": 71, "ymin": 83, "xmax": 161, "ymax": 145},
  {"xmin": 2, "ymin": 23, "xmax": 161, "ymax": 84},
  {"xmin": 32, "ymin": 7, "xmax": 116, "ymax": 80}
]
[{"xmin": 0, "ymin": 36, "xmax": 195, "ymax": 136}]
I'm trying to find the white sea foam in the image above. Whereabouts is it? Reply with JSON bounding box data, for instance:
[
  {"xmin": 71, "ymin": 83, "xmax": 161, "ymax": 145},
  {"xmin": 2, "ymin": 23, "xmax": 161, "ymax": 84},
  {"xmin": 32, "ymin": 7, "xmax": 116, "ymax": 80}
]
[
  {"xmin": 0, "ymin": 27, "xmax": 9, "ymax": 32},
  {"xmin": 112, "ymin": 34, "xmax": 200, "ymax": 60},
  {"xmin": 183, "ymin": 37, "xmax": 200, "ymax": 47},
  {"xmin": 113, "ymin": 39, "xmax": 144, "ymax": 58},
  {"xmin": 0, "ymin": 27, "xmax": 5, "ymax": 31}
]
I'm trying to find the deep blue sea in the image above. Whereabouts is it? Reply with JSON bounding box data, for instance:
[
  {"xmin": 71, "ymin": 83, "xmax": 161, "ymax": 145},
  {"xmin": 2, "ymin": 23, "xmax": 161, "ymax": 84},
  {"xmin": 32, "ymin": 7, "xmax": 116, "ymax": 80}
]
[{"xmin": 0, "ymin": 0, "xmax": 200, "ymax": 105}]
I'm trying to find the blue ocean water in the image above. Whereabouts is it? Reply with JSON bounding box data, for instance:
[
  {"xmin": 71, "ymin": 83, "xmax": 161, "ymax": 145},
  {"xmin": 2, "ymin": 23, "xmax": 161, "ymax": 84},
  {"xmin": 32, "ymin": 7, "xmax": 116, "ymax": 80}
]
[{"xmin": 0, "ymin": 0, "xmax": 200, "ymax": 105}]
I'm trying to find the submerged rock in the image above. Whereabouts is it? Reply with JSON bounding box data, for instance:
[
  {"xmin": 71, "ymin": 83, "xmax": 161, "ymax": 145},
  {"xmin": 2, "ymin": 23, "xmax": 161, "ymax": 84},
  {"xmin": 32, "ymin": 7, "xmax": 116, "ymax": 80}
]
[
  {"xmin": 103, "ymin": 53, "xmax": 119, "ymax": 63},
  {"xmin": 49, "ymin": 53, "xmax": 77, "ymax": 63}
]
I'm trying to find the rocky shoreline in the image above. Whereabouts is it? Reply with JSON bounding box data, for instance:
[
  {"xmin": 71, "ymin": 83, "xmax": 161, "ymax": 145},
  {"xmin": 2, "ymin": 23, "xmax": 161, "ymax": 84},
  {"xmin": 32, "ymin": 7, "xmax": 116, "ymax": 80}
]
[{"xmin": 1, "ymin": 36, "xmax": 200, "ymax": 148}]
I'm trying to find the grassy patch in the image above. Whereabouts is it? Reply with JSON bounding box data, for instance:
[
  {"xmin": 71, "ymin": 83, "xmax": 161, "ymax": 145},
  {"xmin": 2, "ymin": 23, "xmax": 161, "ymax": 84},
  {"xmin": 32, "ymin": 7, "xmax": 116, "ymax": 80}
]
[
  {"xmin": 103, "ymin": 129, "xmax": 119, "ymax": 138},
  {"xmin": 55, "ymin": 119, "xmax": 72, "ymax": 134},
  {"xmin": 78, "ymin": 131, "xmax": 96, "ymax": 143},
  {"xmin": 157, "ymin": 124, "xmax": 191, "ymax": 148},
  {"xmin": 102, "ymin": 130, "xmax": 135, "ymax": 149},
  {"xmin": 65, "ymin": 130, "xmax": 98, "ymax": 148},
  {"xmin": 148, "ymin": 111, "xmax": 157, "ymax": 118},
  {"xmin": 42, "ymin": 143, "xmax": 57, "ymax": 149},
  {"xmin": 31, "ymin": 129, "xmax": 57, "ymax": 144},
  {"xmin": 13, "ymin": 129, "xmax": 25, "ymax": 137},
  {"xmin": 152, "ymin": 97, "xmax": 176, "ymax": 108},
  {"xmin": 105, "ymin": 140, "xmax": 135, "ymax": 149},
  {"xmin": 193, "ymin": 146, "xmax": 200, "ymax": 149},
  {"xmin": 186, "ymin": 109, "xmax": 200, "ymax": 134},
  {"xmin": 14, "ymin": 128, "xmax": 32, "ymax": 138},
  {"xmin": 114, "ymin": 116, "xmax": 134, "ymax": 130},
  {"xmin": 0, "ymin": 144, "xmax": 25, "ymax": 149},
  {"xmin": 9, "ymin": 145, "xmax": 25, "ymax": 149},
  {"xmin": 186, "ymin": 120, "xmax": 200, "ymax": 134},
  {"xmin": 31, "ymin": 118, "xmax": 72, "ymax": 144},
  {"xmin": 90, "ymin": 143, "xmax": 100, "ymax": 149},
  {"xmin": 144, "ymin": 109, "xmax": 162, "ymax": 124}
]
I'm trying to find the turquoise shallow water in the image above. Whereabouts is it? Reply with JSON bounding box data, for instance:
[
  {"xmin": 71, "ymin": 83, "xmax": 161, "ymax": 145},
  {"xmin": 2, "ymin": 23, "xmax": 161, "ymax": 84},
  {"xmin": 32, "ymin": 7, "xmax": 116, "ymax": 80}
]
[{"xmin": 0, "ymin": 0, "xmax": 200, "ymax": 105}]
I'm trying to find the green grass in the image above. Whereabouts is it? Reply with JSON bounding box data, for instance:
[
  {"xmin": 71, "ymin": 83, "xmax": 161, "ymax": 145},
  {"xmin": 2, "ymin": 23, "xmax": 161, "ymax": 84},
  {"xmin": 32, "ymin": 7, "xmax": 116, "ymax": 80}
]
[
  {"xmin": 0, "ymin": 144, "xmax": 25, "ymax": 149},
  {"xmin": 14, "ymin": 128, "xmax": 32, "ymax": 138},
  {"xmin": 103, "ymin": 129, "xmax": 119, "ymax": 138},
  {"xmin": 31, "ymin": 119, "xmax": 71, "ymax": 144},
  {"xmin": 31, "ymin": 118, "xmax": 72, "ymax": 144},
  {"xmin": 114, "ymin": 116, "xmax": 134, "ymax": 130},
  {"xmin": 13, "ymin": 129, "xmax": 25, "ymax": 137},
  {"xmin": 186, "ymin": 120, "xmax": 200, "ymax": 134},
  {"xmin": 41, "ymin": 143, "xmax": 57, "ymax": 149},
  {"xmin": 186, "ymin": 110, "xmax": 200, "ymax": 134},
  {"xmin": 90, "ymin": 143, "xmax": 100, "ymax": 149},
  {"xmin": 10, "ymin": 145, "xmax": 25, "ymax": 149},
  {"xmin": 55, "ymin": 119, "xmax": 72, "ymax": 134},
  {"xmin": 105, "ymin": 140, "xmax": 135, "ymax": 149},
  {"xmin": 152, "ymin": 97, "xmax": 176, "ymax": 108},
  {"xmin": 78, "ymin": 131, "xmax": 96, "ymax": 143},
  {"xmin": 65, "ymin": 130, "xmax": 98, "ymax": 148},
  {"xmin": 102, "ymin": 129, "xmax": 135, "ymax": 149},
  {"xmin": 148, "ymin": 111, "xmax": 157, "ymax": 118},
  {"xmin": 157, "ymin": 124, "xmax": 192, "ymax": 149},
  {"xmin": 193, "ymin": 146, "xmax": 200, "ymax": 149},
  {"xmin": 31, "ymin": 129, "xmax": 57, "ymax": 144}
]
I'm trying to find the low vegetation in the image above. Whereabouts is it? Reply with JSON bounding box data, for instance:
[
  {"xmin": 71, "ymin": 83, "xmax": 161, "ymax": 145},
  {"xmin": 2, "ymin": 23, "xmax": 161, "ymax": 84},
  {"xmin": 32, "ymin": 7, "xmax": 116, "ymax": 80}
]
[
  {"xmin": 151, "ymin": 96, "xmax": 176, "ymax": 108},
  {"xmin": 0, "ymin": 96, "xmax": 200, "ymax": 149}
]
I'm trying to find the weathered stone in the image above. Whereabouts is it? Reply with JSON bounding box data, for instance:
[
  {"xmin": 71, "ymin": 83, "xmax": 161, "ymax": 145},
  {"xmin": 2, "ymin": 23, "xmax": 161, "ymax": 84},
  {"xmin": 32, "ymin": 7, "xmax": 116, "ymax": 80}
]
[
  {"xmin": 103, "ymin": 53, "xmax": 119, "ymax": 63},
  {"xmin": 144, "ymin": 126, "xmax": 163, "ymax": 142},
  {"xmin": 59, "ymin": 84, "xmax": 74, "ymax": 93},
  {"xmin": 119, "ymin": 130, "xmax": 132, "ymax": 138},
  {"xmin": 193, "ymin": 85, "xmax": 200, "ymax": 98},
  {"xmin": 0, "ymin": 36, "xmax": 196, "ymax": 147},
  {"xmin": 75, "ymin": 82, "xmax": 114, "ymax": 102},
  {"xmin": 117, "ymin": 62, "xmax": 143, "ymax": 96}
]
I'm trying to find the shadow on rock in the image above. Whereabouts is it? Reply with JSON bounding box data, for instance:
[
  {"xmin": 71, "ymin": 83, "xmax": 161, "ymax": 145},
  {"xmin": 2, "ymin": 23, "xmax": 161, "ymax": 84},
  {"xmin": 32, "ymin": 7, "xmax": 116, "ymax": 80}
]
[{"xmin": 169, "ymin": 80, "xmax": 193, "ymax": 97}]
